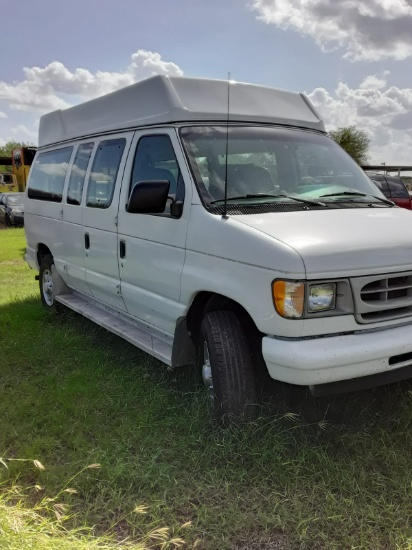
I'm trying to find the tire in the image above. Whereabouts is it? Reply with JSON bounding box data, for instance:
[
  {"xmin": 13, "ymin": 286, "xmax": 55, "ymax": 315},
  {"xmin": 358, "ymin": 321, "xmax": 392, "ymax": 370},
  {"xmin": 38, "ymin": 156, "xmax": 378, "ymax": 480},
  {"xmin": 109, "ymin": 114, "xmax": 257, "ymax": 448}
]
[
  {"xmin": 39, "ymin": 254, "xmax": 67, "ymax": 312},
  {"xmin": 200, "ymin": 310, "xmax": 258, "ymax": 426},
  {"xmin": 5, "ymin": 214, "xmax": 11, "ymax": 227}
]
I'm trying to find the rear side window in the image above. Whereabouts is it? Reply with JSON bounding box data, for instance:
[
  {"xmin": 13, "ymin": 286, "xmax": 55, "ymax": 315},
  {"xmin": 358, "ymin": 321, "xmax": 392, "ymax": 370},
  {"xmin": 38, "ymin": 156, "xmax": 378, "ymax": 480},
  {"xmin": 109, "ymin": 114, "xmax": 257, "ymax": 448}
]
[
  {"xmin": 28, "ymin": 147, "xmax": 73, "ymax": 202},
  {"xmin": 387, "ymin": 177, "xmax": 409, "ymax": 199},
  {"xmin": 86, "ymin": 139, "xmax": 125, "ymax": 208},
  {"xmin": 66, "ymin": 142, "xmax": 94, "ymax": 205}
]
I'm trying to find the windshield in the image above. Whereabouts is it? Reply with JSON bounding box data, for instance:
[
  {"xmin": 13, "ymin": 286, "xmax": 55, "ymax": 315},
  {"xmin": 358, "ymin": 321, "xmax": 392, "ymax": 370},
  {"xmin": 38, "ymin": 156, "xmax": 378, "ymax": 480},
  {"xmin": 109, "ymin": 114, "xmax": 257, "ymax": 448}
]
[{"xmin": 180, "ymin": 126, "xmax": 383, "ymax": 208}]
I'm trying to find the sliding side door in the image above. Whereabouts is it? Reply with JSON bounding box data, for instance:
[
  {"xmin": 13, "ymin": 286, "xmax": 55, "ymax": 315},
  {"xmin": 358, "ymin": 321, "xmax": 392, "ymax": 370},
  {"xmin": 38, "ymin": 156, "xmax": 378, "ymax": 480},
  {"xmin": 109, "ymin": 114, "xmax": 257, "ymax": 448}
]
[{"xmin": 81, "ymin": 133, "xmax": 133, "ymax": 312}]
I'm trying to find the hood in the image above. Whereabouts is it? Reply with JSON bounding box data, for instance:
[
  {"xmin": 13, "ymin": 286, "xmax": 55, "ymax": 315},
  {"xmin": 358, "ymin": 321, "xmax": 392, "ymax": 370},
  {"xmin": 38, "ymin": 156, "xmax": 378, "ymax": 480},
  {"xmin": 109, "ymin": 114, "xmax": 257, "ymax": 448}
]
[{"xmin": 232, "ymin": 207, "xmax": 412, "ymax": 278}]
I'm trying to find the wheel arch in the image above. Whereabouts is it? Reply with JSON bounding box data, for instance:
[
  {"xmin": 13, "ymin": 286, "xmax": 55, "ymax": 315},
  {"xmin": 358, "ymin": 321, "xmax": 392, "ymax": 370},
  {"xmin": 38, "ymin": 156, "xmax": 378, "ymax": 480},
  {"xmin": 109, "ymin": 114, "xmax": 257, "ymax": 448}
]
[
  {"xmin": 36, "ymin": 243, "xmax": 52, "ymax": 269},
  {"xmin": 172, "ymin": 291, "xmax": 264, "ymax": 368},
  {"xmin": 188, "ymin": 291, "xmax": 262, "ymax": 342}
]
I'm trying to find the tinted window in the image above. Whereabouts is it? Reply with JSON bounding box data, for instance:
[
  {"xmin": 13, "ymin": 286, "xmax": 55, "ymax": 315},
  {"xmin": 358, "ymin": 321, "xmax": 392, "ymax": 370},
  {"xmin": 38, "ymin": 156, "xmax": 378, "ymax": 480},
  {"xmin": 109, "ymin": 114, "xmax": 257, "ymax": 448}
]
[
  {"xmin": 67, "ymin": 142, "xmax": 94, "ymax": 205},
  {"xmin": 371, "ymin": 176, "xmax": 391, "ymax": 198},
  {"xmin": 28, "ymin": 147, "xmax": 73, "ymax": 202},
  {"xmin": 22, "ymin": 148, "xmax": 36, "ymax": 166},
  {"xmin": 130, "ymin": 135, "xmax": 184, "ymax": 215},
  {"xmin": 386, "ymin": 176, "xmax": 409, "ymax": 199},
  {"xmin": 86, "ymin": 139, "xmax": 125, "ymax": 208}
]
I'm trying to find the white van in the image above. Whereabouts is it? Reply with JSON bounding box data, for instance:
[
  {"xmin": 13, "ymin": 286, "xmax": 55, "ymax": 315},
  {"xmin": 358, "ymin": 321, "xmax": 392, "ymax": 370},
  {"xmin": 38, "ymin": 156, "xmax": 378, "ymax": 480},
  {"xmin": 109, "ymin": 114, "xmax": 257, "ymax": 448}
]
[{"xmin": 25, "ymin": 75, "xmax": 412, "ymax": 424}]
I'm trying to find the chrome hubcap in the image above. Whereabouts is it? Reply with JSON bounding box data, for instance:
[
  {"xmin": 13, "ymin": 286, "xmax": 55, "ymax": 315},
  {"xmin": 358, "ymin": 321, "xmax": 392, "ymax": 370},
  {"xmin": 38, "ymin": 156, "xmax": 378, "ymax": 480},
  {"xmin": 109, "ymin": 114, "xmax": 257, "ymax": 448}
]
[
  {"xmin": 202, "ymin": 342, "xmax": 214, "ymax": 399},
  {"xmin": 42, "ymin": 268, "xmax": 54, "ymax": 307}
]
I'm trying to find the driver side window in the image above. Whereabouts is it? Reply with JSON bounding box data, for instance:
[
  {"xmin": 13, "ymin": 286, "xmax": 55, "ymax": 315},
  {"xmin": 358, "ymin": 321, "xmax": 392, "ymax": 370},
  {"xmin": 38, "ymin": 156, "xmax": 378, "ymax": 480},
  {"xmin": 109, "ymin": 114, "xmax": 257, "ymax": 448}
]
[{"xmin": 130, "ymin": 135, "xmax": 184, "ymax": 215}]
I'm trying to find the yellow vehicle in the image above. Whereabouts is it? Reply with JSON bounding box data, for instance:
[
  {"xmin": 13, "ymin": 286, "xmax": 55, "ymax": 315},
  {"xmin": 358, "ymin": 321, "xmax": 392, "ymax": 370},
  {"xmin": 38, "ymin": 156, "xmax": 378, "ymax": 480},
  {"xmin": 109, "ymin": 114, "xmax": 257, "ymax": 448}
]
[{"xmin": 0, "ymin": 147, "xmax": 36, "ymax": 192}]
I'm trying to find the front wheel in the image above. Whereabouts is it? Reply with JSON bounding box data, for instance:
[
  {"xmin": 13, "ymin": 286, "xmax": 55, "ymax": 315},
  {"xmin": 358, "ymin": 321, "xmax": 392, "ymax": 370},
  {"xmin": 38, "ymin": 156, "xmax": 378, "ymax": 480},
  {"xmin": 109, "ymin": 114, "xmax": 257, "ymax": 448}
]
[{"xmin": 200, "ymin": 310, "xmax": 258, "ymax": 426}]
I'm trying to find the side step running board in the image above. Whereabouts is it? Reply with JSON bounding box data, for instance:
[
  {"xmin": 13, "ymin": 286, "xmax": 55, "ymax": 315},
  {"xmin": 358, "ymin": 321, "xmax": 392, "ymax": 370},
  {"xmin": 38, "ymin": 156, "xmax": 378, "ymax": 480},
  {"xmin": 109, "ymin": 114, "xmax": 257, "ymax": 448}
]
[{"xmin": 56, "ymin": 294, "xmax": 172, "ymax": 365}]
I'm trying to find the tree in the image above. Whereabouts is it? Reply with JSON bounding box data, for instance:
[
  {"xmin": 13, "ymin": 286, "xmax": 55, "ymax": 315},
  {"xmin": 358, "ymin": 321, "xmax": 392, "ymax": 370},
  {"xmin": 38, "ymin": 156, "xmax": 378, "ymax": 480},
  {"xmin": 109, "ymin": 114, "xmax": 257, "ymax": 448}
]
[
  {"xmin": 0, "ymin": 140, "xmax": 29, "ymax": 157},
  {"xmin": 329, "ymin": 126, "xmax": 370, "ymax": 165},
  {"xmin": 0, "ymin": 140, "xmax": 33, "ymax": 172}
]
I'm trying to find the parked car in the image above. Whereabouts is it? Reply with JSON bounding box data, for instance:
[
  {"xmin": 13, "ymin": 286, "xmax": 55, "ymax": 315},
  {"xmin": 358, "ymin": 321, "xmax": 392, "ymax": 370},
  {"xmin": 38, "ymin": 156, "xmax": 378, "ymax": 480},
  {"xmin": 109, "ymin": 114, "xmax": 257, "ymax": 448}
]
[
  {"xmin": 0, "ymin": 192, "xmax": 6, "ymax": 213},
  {"xmin": 367, "ymin": 172, "xmax": 412, "ymax": 210},
  {"xmin": 2, "ymin": 192, "xmax": 24, "ymax": 226}
]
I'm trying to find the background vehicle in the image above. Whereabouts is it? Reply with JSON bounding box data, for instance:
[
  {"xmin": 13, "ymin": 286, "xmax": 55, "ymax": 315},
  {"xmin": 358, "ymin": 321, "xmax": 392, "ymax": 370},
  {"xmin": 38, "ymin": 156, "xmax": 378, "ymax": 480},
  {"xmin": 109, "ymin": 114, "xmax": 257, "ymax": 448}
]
[
  {"xmin": 0, "ymin": 193, "xmax": 6, "ymax": 213},
  {"xmin": 2, "ymin": 192, "xmax": 24, "ymax": 226},
  {"xmin": 0, "ymin": 147, "xmax": 36, "ymax": 193},
  {"xmin": 0, "ymin": 173, "xmax": 18, "ymax": 192},
  {"xmin": 367, "ymin": 172, "xmax": 412, "ymax": 210}
]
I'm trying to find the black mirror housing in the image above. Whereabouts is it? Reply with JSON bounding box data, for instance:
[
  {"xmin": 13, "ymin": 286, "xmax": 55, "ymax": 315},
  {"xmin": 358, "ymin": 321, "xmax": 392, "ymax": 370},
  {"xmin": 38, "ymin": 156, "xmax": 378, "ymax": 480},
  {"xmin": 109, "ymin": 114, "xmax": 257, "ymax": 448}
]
[
  {"xmin": 127, "ymin": 180, "xmax": 170, "ymax": 214},
  {"xmin": 170, "ymin": 200, "xmax": 183, "ymax": 218}
]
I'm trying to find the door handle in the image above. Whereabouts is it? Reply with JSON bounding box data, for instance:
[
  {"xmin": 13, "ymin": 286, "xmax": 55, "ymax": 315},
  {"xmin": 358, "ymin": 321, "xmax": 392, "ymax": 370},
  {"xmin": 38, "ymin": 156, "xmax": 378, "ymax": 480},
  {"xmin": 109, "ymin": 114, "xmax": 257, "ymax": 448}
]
[
  {"xmin": 119, "ymin": 240, "xmax": 126, "ymax": 258},
  {"xmin": 84, "ymin": 233, "xmax": 90, "ymax": 249}
]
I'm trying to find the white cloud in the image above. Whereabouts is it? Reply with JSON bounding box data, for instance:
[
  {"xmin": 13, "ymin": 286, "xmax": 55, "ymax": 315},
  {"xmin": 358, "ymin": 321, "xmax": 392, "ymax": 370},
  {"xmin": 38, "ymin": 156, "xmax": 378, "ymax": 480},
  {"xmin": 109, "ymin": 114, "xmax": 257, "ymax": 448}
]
[
  {"xmin": 10, "ymin": 124, "xmax": 37, "ymax": 140},
  {"xmin": 251, "ymin": 0, "xmax": 412, "ymax": 61},
  {"xmin": 0, "ymin": 125, "xmax": 37, "ymax": 146},
  {"xmin": 0, "ymin": 78, "xmax": 70, "ymax": 112},
  {"xmin": 129, "ymin": 50, "xmax": 183, "ymax": 80},
  {"xmin": 307, "ymin": 79, "xmax": 412, "ymax": 164},
  {"xmin": 0, "ymin": 111, "xmax": 7, "ymax": 119},
  {"xmin": 0, "ymin": 50, "xmax": 184, "ymax": 113},
  {"xmin": 360, "ymin": 71, "xmax": 390, "ymax": 90}
]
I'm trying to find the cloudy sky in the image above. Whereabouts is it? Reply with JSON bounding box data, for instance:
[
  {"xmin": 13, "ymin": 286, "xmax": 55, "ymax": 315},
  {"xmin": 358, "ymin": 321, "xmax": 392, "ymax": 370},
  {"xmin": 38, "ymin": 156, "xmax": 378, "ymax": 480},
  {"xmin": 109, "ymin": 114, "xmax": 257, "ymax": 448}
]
[{"xmin": 2, "ymin": 0, "xmax": 412, "ymax": 165}]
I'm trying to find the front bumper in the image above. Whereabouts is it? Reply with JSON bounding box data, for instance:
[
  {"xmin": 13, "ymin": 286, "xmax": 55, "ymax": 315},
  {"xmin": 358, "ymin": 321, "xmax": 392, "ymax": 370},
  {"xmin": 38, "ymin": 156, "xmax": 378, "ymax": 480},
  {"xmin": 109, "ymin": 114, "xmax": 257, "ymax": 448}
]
[
  {"xmin": 10, "ymin": 212, "xmax": 24, "ymax": 225},
  {"xmin": 262, "ymin": 322, "xmax": 412, "ymax": 388}
]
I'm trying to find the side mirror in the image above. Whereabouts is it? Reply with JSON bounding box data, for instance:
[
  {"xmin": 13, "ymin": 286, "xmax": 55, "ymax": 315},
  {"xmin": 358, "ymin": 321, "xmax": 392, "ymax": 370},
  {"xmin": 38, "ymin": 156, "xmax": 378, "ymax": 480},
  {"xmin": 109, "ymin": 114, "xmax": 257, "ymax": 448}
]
[
  {"xmin": 127, "ymin": 180, "xmax": 170, "ymax": 214},
  {"xmin": 170, "ymin": 200, "xmax": 183, "ymax": 218}
]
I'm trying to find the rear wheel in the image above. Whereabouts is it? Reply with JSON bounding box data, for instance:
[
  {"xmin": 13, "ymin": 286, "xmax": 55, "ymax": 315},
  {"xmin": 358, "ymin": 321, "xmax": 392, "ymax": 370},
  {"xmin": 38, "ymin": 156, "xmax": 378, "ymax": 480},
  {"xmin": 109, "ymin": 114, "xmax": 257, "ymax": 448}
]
[
  {"xmin": 200, "ymin": 310, "xmax": 258, "ymax": 426},
  {"xmin": 39, "ymin": 254, "xmax": 67, "ymax": 312}
]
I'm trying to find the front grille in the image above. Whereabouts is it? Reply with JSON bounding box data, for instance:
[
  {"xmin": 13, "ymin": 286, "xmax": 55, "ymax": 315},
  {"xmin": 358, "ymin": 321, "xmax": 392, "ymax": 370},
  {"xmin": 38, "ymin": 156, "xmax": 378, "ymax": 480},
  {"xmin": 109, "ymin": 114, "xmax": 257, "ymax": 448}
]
[{"xmin": 352, "ymin": 272, "xmax": 412, "ymax": 323}]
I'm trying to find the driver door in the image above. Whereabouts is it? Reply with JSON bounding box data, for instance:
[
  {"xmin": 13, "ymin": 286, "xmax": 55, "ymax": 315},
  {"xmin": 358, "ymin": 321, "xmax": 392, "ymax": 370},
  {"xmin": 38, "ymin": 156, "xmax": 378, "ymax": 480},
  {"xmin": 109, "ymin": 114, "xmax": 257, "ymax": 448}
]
[{"xmin": 117, "ymin": 129, "xmax": 191, "ymax": 335}]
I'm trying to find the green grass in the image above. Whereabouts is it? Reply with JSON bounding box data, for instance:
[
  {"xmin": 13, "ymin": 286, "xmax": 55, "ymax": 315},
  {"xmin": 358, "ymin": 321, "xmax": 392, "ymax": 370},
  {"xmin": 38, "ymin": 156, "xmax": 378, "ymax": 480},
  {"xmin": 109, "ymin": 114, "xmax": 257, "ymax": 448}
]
[{"xmin": 1, "ymin": 228, "xmax": 412, "ymax": 549}]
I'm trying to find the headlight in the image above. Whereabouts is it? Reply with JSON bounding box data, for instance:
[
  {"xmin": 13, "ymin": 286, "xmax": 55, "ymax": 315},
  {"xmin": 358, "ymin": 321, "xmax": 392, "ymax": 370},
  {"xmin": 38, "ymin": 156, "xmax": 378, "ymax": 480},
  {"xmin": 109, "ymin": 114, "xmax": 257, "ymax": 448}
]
[
  {"xmin": 272, "ymin": 280, "xmax": 305, "ymax": 319},
  {"xmin": 273, "ymin": 280, "xmax": 338, "ymax": 319},
  {"xmin": 308, "ymin": 283, "xmax": 336, "ymax": 313}
]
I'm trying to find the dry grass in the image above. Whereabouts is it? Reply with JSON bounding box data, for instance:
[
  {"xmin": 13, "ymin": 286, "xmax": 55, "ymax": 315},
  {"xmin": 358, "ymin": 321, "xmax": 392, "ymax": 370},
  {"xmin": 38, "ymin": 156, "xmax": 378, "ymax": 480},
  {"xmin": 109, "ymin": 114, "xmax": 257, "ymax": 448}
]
[{"xmin": 0, "ymin": 459, "xmax": 190, "ymax": 549}]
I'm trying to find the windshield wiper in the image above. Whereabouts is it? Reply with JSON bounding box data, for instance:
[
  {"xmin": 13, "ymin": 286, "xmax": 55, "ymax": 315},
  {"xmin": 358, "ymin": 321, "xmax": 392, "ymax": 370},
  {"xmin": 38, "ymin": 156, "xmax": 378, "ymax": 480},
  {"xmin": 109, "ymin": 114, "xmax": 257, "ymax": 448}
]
[
  {"xmin": 211, "ymin": 193, "xmax": 326, "ymax": 206},
  {"xmin": 211, "ymin": 193, "xmax": 284, "ymax": 204},
  {"xmin": 319, "ymin": 191, "xmax": 395, "ymax": 206}
]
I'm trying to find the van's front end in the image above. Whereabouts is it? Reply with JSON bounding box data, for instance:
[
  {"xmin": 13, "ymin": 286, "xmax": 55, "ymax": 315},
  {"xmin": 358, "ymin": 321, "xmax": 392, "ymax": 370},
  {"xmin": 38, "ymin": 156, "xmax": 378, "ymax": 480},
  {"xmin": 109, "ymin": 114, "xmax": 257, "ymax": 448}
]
[
  {"xmin": 179, "ymin": 123, "xmax": 412, "ymax": 401},
  {"xmin": 253, "ymin": 206, "xmax": 412, "ymax": 394}
]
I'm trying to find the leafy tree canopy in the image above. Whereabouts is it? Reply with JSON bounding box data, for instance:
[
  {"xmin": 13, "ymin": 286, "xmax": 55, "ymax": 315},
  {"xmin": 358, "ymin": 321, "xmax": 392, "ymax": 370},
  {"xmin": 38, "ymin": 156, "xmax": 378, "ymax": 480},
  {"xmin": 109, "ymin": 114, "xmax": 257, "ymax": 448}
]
[
  {"xmin": 0, "ymin": 140, "xmax": 33, "ymax": 157},
  {"xmin": 0, "ymin": 140, "xmax": 35, "ymax": 172},
  {"xmin": 329, "ymin": 126, "xmax": 370, "ymax": 165}
]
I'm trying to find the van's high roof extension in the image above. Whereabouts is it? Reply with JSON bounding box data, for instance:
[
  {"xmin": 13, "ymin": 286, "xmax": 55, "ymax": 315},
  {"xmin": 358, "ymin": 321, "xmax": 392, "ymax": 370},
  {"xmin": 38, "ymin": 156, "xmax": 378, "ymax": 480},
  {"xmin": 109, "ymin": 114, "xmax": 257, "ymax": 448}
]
[{"xmin": 38, "ymin": 75, "xmax": 325, "ymax": 147}]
